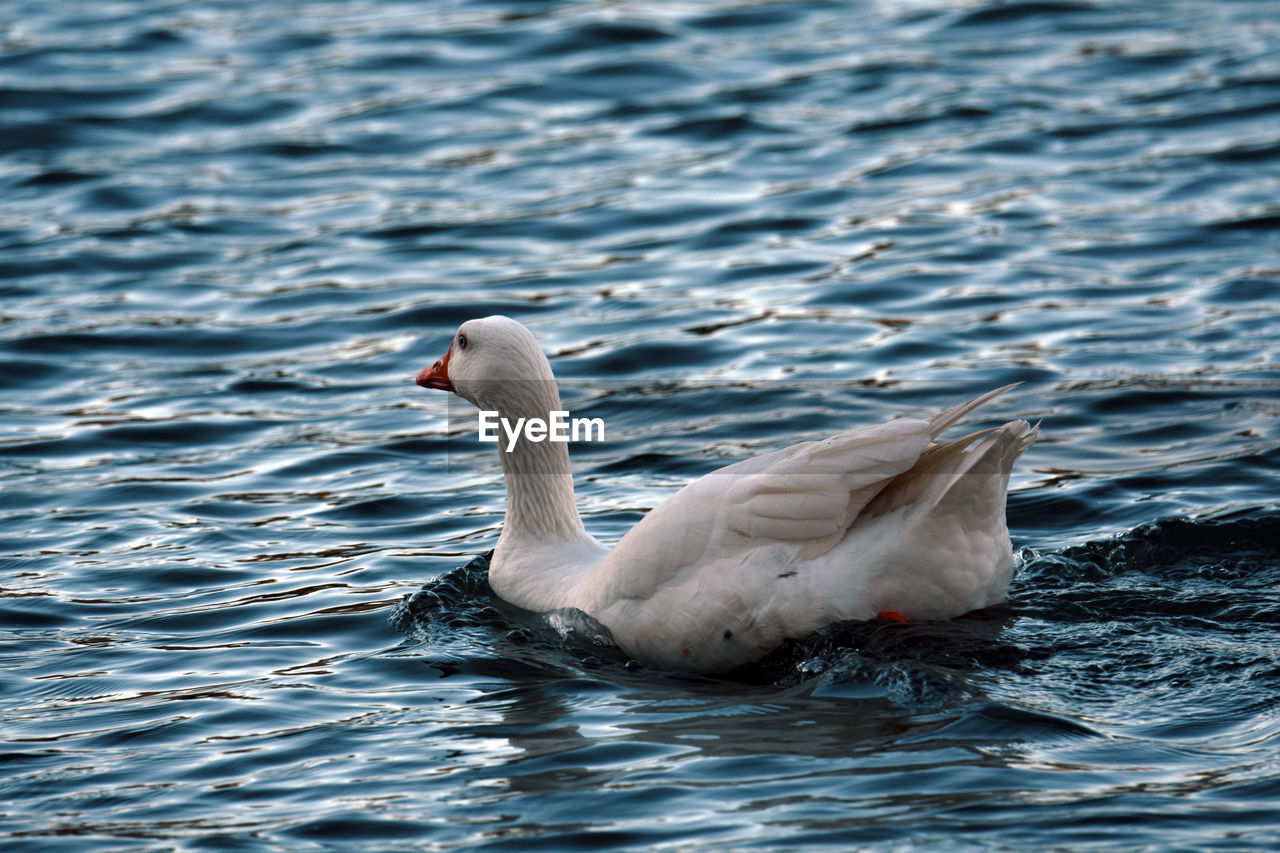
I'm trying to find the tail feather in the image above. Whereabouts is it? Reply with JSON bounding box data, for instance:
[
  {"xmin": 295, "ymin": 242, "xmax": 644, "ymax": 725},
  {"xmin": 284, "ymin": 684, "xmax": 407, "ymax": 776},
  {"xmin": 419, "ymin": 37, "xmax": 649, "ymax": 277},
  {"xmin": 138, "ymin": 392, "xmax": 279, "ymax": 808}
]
[
  {"xmin": 928, "ymin": 383, "xmax": 1020, "ymax": 439},
  {"xmin": 866, "ymin": 418, "xmax": 1036, "ymax": 520}
]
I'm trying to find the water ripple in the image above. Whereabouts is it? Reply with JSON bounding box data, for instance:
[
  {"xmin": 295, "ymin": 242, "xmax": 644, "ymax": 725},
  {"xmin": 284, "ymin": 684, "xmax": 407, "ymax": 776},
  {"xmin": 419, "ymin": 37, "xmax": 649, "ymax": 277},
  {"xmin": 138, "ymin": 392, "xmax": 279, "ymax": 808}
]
[{"xmin": 3, "ymin": 0, "xmax": 1279, "ymax": 848}]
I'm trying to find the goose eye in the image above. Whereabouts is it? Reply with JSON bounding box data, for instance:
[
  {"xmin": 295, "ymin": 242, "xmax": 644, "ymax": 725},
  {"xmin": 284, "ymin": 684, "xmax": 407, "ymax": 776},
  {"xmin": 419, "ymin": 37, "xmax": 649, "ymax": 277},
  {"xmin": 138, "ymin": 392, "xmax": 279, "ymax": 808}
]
[{"xmin": 457, "ymin": 333, "xmax": 468, "ymax": 350}]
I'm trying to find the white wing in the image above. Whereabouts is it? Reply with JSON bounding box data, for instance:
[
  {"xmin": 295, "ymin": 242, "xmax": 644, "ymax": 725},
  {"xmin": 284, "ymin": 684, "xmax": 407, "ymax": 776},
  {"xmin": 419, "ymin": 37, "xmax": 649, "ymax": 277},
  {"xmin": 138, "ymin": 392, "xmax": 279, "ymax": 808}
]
[
  {"xmin": 574, "ymin": 386, "xmax": 1027, "ymax": 672},
  {"xmin": 584, "ymin": 416, "xmax": 933, "ymax": 605}
]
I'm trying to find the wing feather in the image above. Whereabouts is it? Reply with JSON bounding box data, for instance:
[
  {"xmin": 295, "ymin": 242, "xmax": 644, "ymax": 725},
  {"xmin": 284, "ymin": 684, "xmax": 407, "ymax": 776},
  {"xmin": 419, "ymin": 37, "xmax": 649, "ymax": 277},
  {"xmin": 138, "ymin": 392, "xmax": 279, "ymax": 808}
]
[{"xmin": 592, "ymin": 417, "xmax": 932, "ymax": 603}]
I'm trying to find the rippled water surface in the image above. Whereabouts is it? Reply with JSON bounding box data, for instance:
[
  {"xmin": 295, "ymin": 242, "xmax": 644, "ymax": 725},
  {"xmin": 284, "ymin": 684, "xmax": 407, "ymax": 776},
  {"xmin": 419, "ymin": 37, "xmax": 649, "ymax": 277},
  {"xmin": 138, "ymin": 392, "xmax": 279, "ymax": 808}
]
[{"xmin": 3, "ymin": 0, "xmax": 1279, "ymax": 849}]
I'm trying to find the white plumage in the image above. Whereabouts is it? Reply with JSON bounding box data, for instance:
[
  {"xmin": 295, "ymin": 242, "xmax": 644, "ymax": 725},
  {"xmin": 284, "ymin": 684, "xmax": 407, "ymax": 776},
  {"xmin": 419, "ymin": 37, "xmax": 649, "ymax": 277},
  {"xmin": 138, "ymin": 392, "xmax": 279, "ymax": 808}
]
[{"xmin": 417, "ymin": 315, "xmax": 1036, "ymax": 673}]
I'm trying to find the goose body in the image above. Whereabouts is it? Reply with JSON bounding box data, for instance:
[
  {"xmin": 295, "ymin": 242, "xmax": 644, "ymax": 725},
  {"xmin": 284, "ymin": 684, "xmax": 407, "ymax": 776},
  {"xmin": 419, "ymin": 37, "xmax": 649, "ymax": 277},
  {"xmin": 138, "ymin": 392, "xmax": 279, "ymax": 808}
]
[{"xmin": 417, "ymin": 316, "xmax": 1036, "ymax": 673}]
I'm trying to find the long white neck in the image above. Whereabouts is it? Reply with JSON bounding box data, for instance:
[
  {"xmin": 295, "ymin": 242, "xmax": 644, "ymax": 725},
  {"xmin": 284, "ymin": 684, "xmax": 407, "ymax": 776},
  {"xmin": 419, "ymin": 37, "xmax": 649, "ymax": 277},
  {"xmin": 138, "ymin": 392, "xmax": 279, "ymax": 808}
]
[
  {"xmin": 497, "ymin": 428, "xmax": 586, "ymax": 543},
  {"xmin": 484, "ymin": 380, "xmax": 603, "ymax": 610}
]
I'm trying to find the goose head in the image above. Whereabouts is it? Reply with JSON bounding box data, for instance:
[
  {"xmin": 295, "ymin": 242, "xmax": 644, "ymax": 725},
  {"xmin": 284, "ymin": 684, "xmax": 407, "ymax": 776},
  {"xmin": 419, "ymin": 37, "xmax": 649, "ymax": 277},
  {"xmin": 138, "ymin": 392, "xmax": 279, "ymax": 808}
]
[
  {"xmin": 416, "ymin": 315, "xmax": 557, "ymax": 414},
  {"xmin": 415, "ymin": 315, "xmax": 592, "ymax": 559}
]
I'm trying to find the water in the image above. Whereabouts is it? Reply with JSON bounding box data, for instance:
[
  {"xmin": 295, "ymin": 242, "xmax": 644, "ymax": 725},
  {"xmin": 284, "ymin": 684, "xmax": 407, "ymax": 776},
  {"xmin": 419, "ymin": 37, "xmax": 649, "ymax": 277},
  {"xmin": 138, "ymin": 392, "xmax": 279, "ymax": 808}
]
[{"xmin": 2, "ymin": 0, "xmax": 1279, "ymax": 848}]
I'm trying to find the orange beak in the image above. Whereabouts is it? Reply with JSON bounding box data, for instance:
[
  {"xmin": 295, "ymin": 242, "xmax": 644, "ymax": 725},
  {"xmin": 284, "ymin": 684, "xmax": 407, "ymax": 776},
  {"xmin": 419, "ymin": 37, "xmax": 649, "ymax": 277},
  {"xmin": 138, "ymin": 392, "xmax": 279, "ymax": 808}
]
[{"xmin": 416, "ymin": 343, "xmax": 454, "ymax": 392}]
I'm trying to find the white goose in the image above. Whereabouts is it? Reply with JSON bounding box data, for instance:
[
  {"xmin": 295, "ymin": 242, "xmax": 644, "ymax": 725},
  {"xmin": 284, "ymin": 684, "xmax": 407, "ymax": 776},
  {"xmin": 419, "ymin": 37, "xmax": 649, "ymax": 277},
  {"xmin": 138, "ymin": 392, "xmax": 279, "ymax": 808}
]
[{"xmin": 417, "ymin": 315, "xmax": 1036, "ymax": 674}]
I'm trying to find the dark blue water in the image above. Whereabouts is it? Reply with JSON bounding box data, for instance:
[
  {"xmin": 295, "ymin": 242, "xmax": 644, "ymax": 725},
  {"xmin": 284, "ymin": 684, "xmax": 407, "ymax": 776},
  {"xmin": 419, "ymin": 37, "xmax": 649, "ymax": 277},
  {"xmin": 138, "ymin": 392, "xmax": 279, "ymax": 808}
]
[{"xmin": 3, "ymin": 0, "xmax": 1279, "ymax": 848}]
